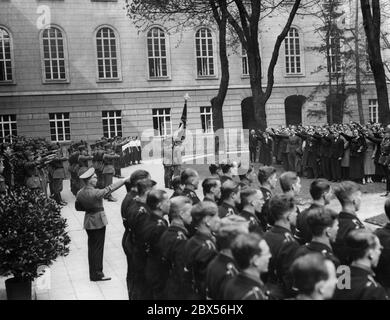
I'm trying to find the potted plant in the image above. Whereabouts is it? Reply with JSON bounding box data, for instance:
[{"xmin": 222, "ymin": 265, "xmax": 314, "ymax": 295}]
[{"xmin": 0, "ymin": 186, "xmax": 70, "ymax": 300}]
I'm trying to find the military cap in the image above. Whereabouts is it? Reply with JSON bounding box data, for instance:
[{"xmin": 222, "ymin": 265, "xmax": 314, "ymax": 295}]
[{"xmin": 79, "ymin": 167, "xmax": 95, "ymax": 179}]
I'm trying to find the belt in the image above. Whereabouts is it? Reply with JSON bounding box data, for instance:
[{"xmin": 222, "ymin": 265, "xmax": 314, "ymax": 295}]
[{"xmin": 86, "ymin": 207, "xmax": 104, "ymax": 214}]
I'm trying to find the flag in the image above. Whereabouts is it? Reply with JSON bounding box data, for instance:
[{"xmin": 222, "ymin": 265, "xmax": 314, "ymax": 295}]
[{"xmin": 174, "ymin": 98, "xmax": 187, "ymax": 142}]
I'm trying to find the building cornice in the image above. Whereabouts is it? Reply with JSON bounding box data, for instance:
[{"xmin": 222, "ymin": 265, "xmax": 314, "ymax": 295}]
[{"xmin": 0, "ymin": 81, "xmax": 382, "ymax": 97}]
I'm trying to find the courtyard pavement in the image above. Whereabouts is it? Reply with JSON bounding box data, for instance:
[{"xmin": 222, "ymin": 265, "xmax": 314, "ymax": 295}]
[{"xmin": 0, "ymin": 160, "xmax": 388, "ymax": 300}]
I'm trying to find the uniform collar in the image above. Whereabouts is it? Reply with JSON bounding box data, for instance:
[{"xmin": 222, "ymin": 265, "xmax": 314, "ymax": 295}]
[
  {"xmin": 350, "ymin": 263, "xmax": 375, "ymax": 277},
  {"xmin": 270, "ymin": 225, "xmax": 292, "ymax": 235},
  {"xmin": 240, "ymin": 270, "xmax": 264, "ymax": 286},
  {"xmin": 307, "ymin": 241, "xmax": 333, "ymax": 253},
  {"xmin": 339, "ymin": 211, "xmax": 359, "ymax": 220},
  {"xmin": 169, "ymin": 223, "xmax": 189, "ymax": 236}
]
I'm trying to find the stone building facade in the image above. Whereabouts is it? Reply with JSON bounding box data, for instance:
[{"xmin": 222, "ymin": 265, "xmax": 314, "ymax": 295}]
[{"xmin": 0, "ymin": 0, "xmax": 388, "ymax": 144}]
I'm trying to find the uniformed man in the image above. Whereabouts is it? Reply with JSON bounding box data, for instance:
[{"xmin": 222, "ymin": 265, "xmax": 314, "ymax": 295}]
[
  {"xmin": 223, "ymin": 233, "xmax": 271, "ymax": 300},
  {"xmin": 102, "ymin": 145, "xmax": 120, "ymax": 202},
  {"xmin": 49, "ymin": 150, "xmax": 68, "ymax": 206},
  {"xmin": 159, "ymin": 196, "xmax": 193, "ymax": 300},
  {"xmin": 218, "ymin": 179, "xmax": 241, "ymax": 218},
  {"xmin": 374, "ymin": 197, "xmax": 390, "ymax": 292},
  {"xmin": 143, "ymin": 189, "xmax": 170, "ymax": 300},
  {"xmin": 333, "ymin": 230, "xmax": 388, "ymax": 300},
  {"xmin": 120, "ymin": 169, "xmax": 151, "ymax": 299},
  {"xmin": 125, "ymin": 178, "xmax": 156, "ymax": 299},
  {"xmin": 162, "ymin": 137, "xmax": 174, "ymax": 188},
  {"xmin": 333, "ymin": 181, "xmax": 365, "ymax": 265},
  {"xmin": 257, "ymin": 166, "xmax": 278, "ymax": 231},
  {"xmin": 135, "ymin": 136, "xmax": 142, "ymax": 164},
  {"xmin": 294, "ymin": 207, "xmax": 340, "ymax": 267},
  {"xmin": 170, "ymin": 175, "xmax": 184, "ymax": 198},
  {"xmin": 206, "ymin": 215, "xmax": 249, "ymax": 300},
  {"xmin": 184, "ymin": 201, "xmax": 220, "ymax": 299},
  {"xmin": 113, "ymin": 137, "xmax": 126, "ymax": 178},
  {"xmin": 181, "ymin": 168, "xmax": 201, "ymax": 205},
  {"xmin": 239, "ymin": 188, "xmax": 265, "ymax": 235},
  {"xmin": 202, "ymin": 177, "xmax": 221, "ymax": 203},
  {"xmin": 68, "ymin": 144, "xmax": 80, "ymax": 196},
  {"xmin": 329, "ymin": 130, "xmax": 344, "ymax": 182},
  {"xmin": 379, "ymin": 126, "xmax": 390, "ymax": 197},
  {"xmin": 130, "ymin": 136, "xmax": 138, "ymax": 165},
  {"xmin": 77, "ymin": 145, "xmax": 93, "ymax": 191},
  {"xmin": 295, "ymin": 179, "xmax": 332, "ymax": 245},
  {"xmin": 75, "ymin": 167, "xmax": 130, "ymax": 281},
  {"xmin": 290, "ymin": 253, "xmax": 338, "ymax": 300},
  {"xmin": 263, "ymin": 194, "xmax": 299, "ymax": 299},
  {"xmin": 92, "ymin": 143, "xmax": 105, "ymax": 189},
  {"xmin": 23, "ymin": 151, "xmax": 41, "ymax": 190}
]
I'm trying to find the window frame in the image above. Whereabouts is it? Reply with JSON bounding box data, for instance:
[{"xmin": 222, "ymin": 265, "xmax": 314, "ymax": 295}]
[
  {"xmin": 39, "ymin": 25, "xmax": 70, "ymax": 84},
  {"xmin": 49, "ymin": 112, "xmax": 71, "ymax": 142},
  {"xmin": 194, "ymin": 27, "xmax": 218, "ymax": 79},
  {"xmin": 328, "ymin": 35, "xmax": 343, "ymax": 74},
  {"xmin": 284, "ymin": 26, "xmax": 305, "ymax": 77},
  {"xmin": 146, "ymin": 25, "xmax": 171, "ymax": 81},
  {"xmin": 200, "ymin": 106, "xmax": 214, "ymax": 134},
  {"xmin": 94, "ymin": 25, "xmax": 122, "ymax": 83},
  {"xmin": 368, "ymin": 99, "xmax": 379, "ymax": 123},
  {"xmin": 0, "ymin": 114, "xmax": 17, "ymax": 143},
  {"xmin": 102, "ymin": 110, "xmax": 122, "ymax": 138},
  {"xmin": 0, "ymin": 26, "xmax": 15, "ymax": 85},
  {"xmin": 152, "ymin": 108, "xmax": 172, "ymax": 137}
]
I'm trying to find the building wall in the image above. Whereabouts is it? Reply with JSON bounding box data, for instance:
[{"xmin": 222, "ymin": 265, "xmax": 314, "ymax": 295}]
[{"xmin": 0, "ymin": 0, "xmax": 388, "ymax": 143}]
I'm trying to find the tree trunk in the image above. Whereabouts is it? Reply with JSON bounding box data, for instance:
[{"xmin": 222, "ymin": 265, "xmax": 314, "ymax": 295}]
[
  {"xmin": 355, "ymin": 0, "xmax": 365, "ymax": 124},
  {"xmin": 210, "ymin": 0, "xmax": 229, "ymax": 160},
  {"xmin": 361, "ymin": 0, "xmax": 390, "ymax": 124},
  {"xmin": 247, "ymin": 33, "xmax": 267, "ymax": 131}
]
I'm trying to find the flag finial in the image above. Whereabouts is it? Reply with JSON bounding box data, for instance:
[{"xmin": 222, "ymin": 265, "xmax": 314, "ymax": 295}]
[{"xmin": 184, "ymin": 93, "xmax": 190, "ymax": 101}]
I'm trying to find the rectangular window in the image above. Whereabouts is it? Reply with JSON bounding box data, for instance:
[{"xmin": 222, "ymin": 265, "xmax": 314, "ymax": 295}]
[
  {"xmin": 368, "ymin": 99, "xmax": 378, "ymax": 123},
  {"xmin": 42, "ymin": 27, "xmax": 67, "ymax": 82},
  {"xmin": 328, "ymin": 36, "xmax": 342, "ymax": 74},
  {"xmin": 242, "ymin": 48, "xmax": 249, "ymax": 76},
  {"xmin": 0, "ymin": 114, "xmax": 17, "ymax": 143},
  {"xmin": 0, "ymin": 28, "xmax": 13, "ymax": 82},
  {"xmin": 102, "ymin": 110, "xmax": 122, "ymax": 138},
  {"xmin": 200, "ymin": 106, "xmax": 213, "ymax": 133},
  {"xmin": 195, "ymin": 28, "xmax": 215, "ymax": 77},
  {"xmin": 152, "ymin": 108, "xmax": 172, "ymax": 137},
  {"xmin": 49, "ymin": 112, "xmax": 70, "ymax": 142},
  {"xmin": 285, "ymin": 28, "xmax": 302, "ymax": 75}
]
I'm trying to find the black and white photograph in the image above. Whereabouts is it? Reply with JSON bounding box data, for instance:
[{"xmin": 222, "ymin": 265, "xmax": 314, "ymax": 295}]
[{"xmin": 1, "ymin": 0, "xmax": 390, "ymax": 303}]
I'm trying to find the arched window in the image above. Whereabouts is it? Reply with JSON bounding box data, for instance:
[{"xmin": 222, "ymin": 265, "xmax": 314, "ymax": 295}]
[
  {"xmin": 0, "ymin": 27, "xmax": 13, "ymax": 82},
  {"xmin": 284, "ymin": 27, "xmax": 302, "ymax": 75},
  {"xmin": 195, "ymin": 28, "xmax": 215, "ymax": 77},
  {"xmin": 96, "ymin": 26, "xmax": 120, "ymax": 80},
  {"xmin": 41, "ymin": 27, "xmax": 68, "ymax": 81},
  {"xmin": 147, "ymin": 27, "xmax": 168, "ymax": 78}
]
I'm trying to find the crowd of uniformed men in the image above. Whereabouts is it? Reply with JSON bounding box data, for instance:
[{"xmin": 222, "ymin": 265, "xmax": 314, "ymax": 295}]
[
  {"xmin": 250, "ymin": 122, "xmax": 390, "ymax": 195},
  {"xmin": 75, "ymin": 157, "xmax": 390, "ymax": 300},
  {"xmin": 0, "ymin": 135, "xmax": 142, "ymax": 203}
]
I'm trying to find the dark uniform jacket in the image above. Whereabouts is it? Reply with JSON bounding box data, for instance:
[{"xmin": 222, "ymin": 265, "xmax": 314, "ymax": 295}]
[
  {"xmin": 75, "ymin": 185, "xmax": 115, "ymax": 229},
  {"xmin": 295, "ymin": 203, "xmax": 323, "ymax": 245},
  {"xmin": 374, "ymin": 223, "xmax": 390, "ymax": 288},
  {"xmin": 182, "ymin": 187, "xmax": 200, "ymax": 205},
  {"xmin": 333, "ymin": 211, "xmax": 365, "ymax": 265},
  {"xmin": 333, "ymin": 265, "xmax": 389, "ymax": 300},
  {"xmin": 240, "ymin": 209, "xmax": 264, "ymax": 235},
  {"xmin": 203, "ymin": 195, "xmax": 216, "ymax": 203},
  {"xmin": 184, "ymin": 230, "xmax": 217, "ymax": 299},
  {"xmin": 51, "ymin": 157, "xmax": 67, "ymax": 179},
  {"xmin": 159, "ymin": 224, "xmax": 190, "ymax": 300},
  {"xmin": 218, "ymin": 201, "xmax": 239, "ymax": 218},
  {"xmin": 294, "ymin": 241, "xmax": 341, "ymax": 267},
  {"xmin": 206, "ymin": 253, "xmax": 239, "ymax": 300},
  {"xmin": 330, "ymin": 136, "xmax": 345, "ymax": 159},
  {"xmin": 259, "ymin": 186, "xmax": 273, "ymax": 231},
  {"xmin": 223, "ymin": 272, "xmax": 269, "ymax": 300},
  {"xmin": 102, "ymin": 153, "xmax": 120, "ymax": 174},
  {"xmin": 379, "ymin": 137, "xmax": 390, "ymax": 166}
]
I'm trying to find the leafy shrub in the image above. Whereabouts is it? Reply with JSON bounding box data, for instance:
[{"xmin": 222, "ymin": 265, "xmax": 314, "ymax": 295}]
[{"xmin": 0, "ymin": 187, "xmax": 70, "ymax": 280}]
